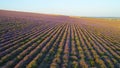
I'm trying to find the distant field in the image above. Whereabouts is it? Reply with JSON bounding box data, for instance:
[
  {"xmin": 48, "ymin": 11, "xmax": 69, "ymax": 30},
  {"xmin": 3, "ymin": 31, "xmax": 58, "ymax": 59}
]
[{"xmin": 0, "ymin": 10, "xmax": 120, "ymax": 68}]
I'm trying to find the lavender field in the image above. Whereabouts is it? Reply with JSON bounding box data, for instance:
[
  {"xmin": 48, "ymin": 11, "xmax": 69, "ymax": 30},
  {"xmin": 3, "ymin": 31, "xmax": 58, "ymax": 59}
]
[{"xmin": 0, "ymin": 10, "xmax": 120, "ymax": 68}]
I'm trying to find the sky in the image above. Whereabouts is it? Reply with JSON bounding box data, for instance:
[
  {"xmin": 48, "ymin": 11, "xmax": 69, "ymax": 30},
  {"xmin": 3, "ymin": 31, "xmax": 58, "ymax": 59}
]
[{"xmin": 0, "ymin": 0, "xmax": 120, "ymax": 17}]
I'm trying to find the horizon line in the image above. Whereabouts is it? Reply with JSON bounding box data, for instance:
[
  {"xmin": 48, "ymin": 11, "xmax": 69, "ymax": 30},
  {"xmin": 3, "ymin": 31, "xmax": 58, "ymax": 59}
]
[{"xmin": 0, "ymin": 9, "xmax": 120, "ymax": 18}]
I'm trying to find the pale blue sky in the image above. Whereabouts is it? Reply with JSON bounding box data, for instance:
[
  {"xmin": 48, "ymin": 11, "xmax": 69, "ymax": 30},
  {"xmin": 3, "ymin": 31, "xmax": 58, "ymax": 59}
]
[{"xmin": 0, "ymin": 0, "xmax": 120, "ymax": 17}]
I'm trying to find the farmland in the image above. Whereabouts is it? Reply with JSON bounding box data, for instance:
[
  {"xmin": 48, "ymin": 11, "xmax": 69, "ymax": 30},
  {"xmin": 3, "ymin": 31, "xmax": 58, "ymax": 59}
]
[{"xmin": 0, "ymin": 10, "xmax": 120, "ymax": 68}]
